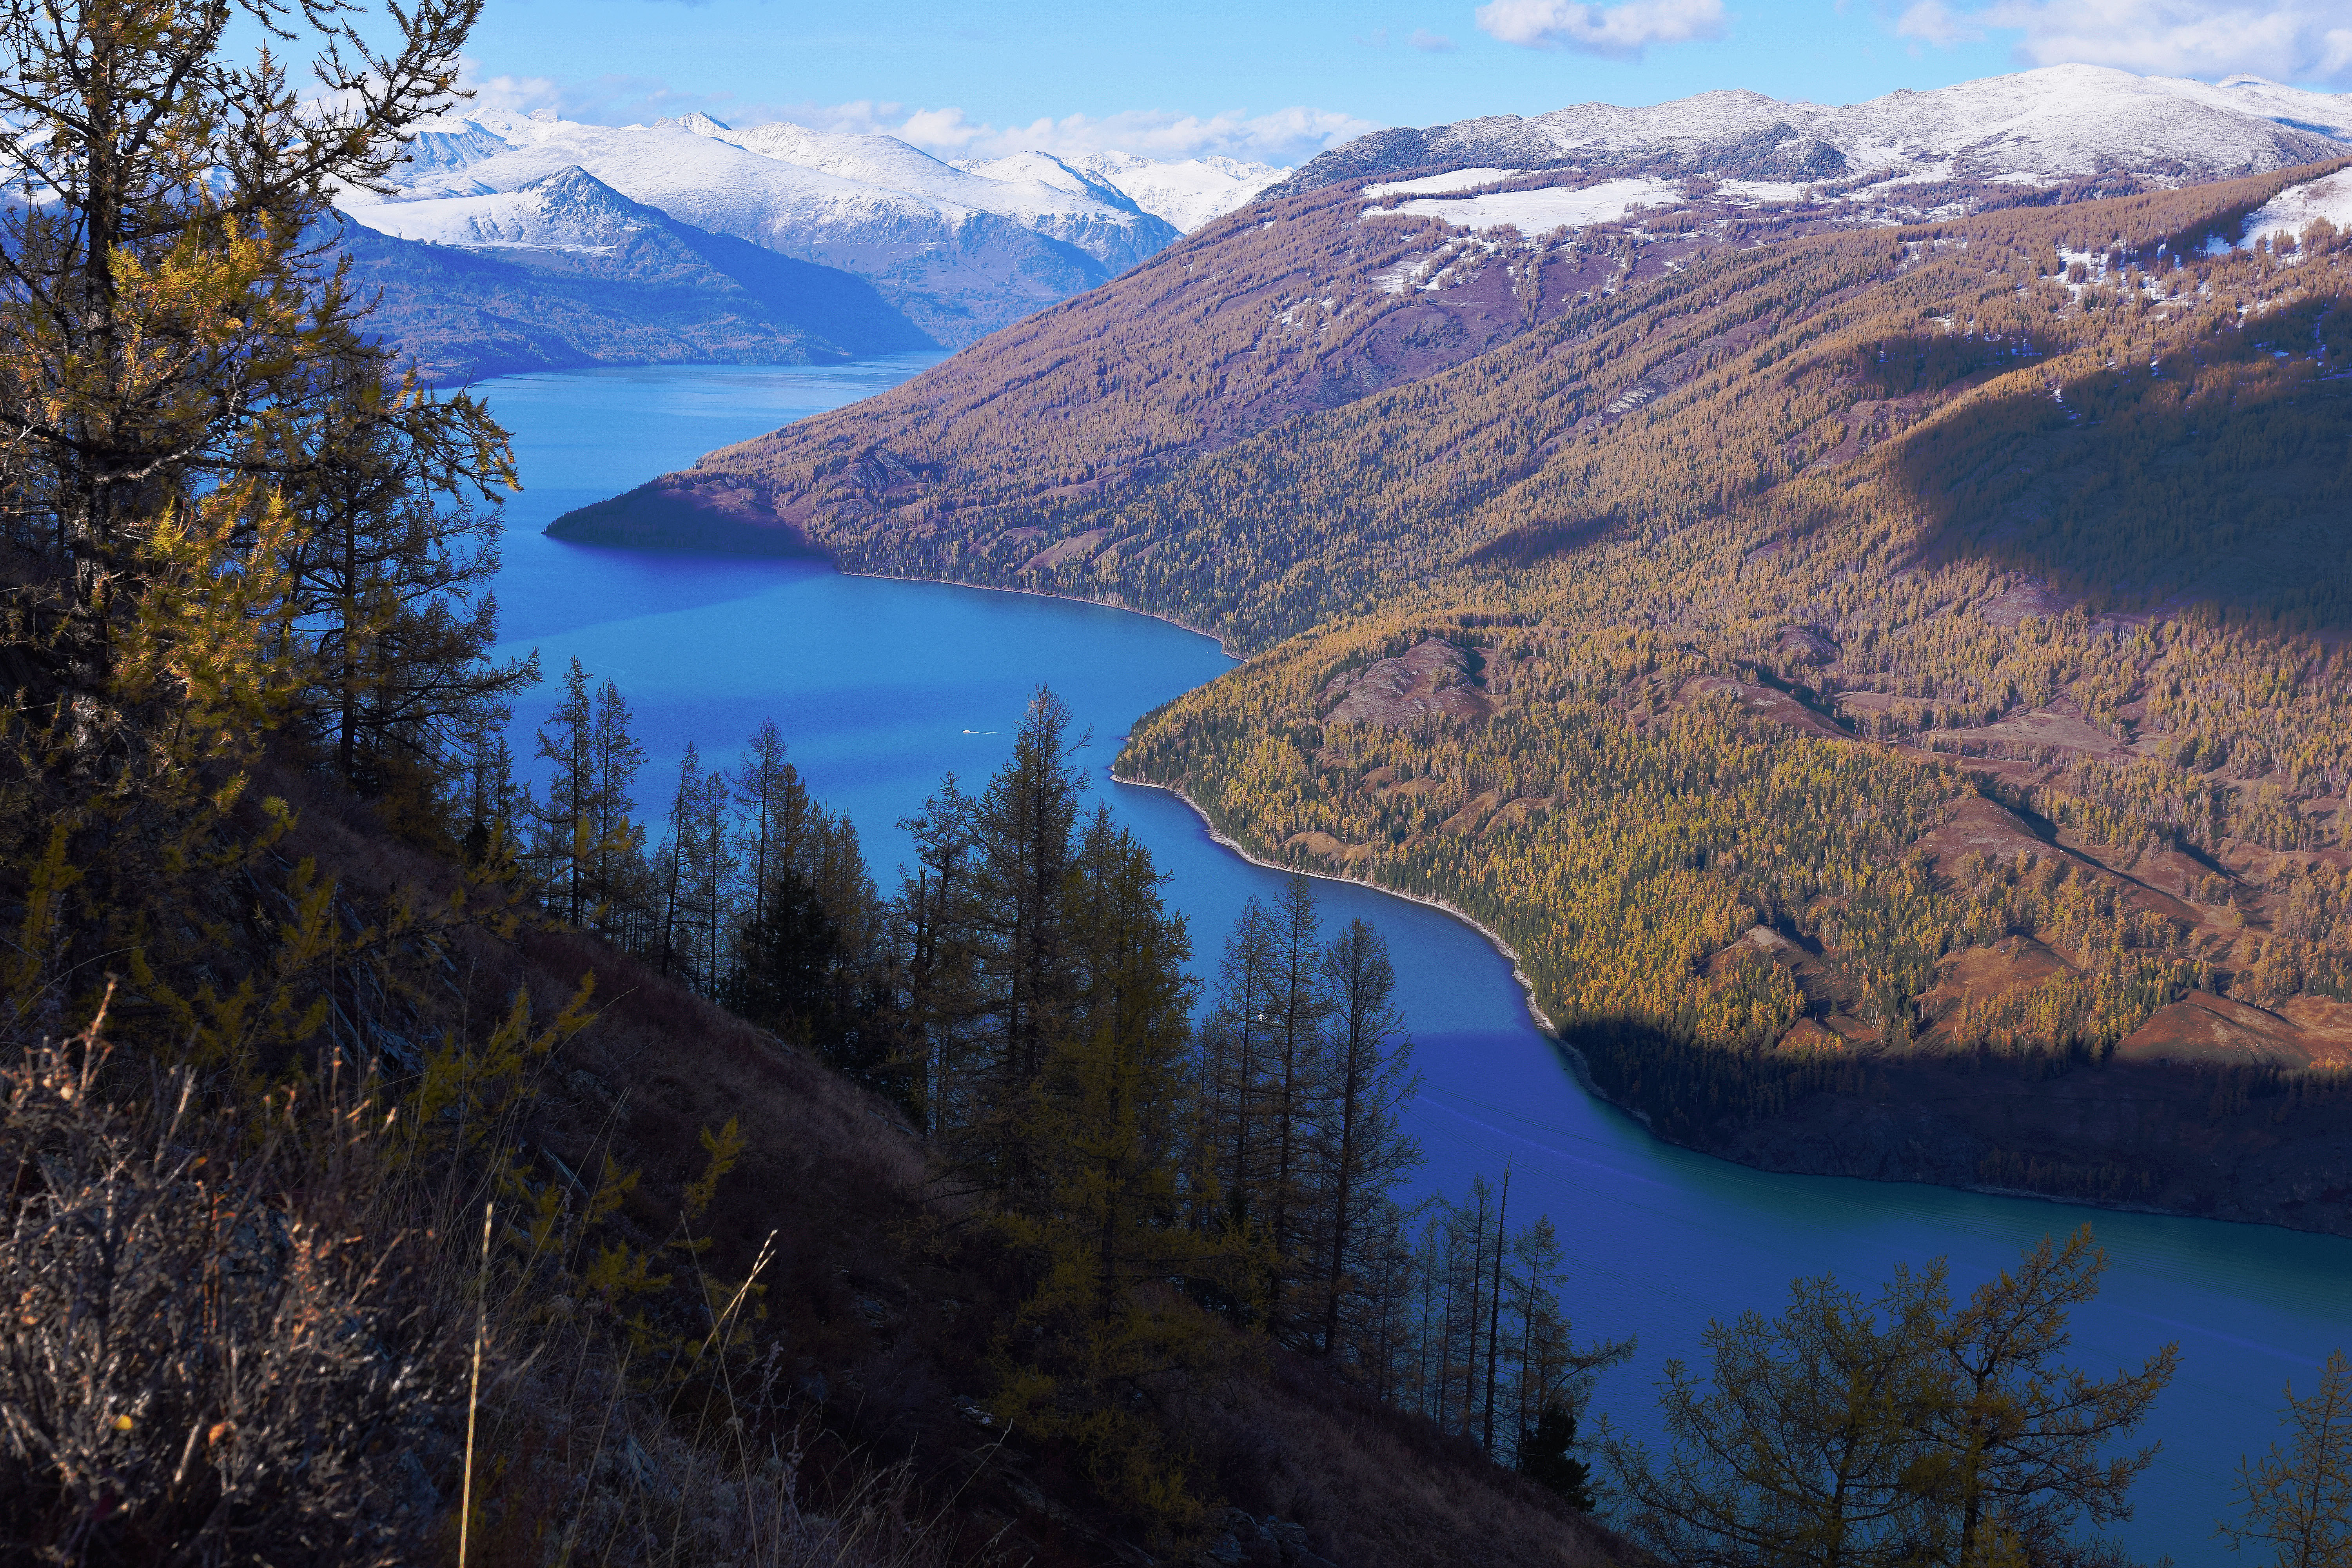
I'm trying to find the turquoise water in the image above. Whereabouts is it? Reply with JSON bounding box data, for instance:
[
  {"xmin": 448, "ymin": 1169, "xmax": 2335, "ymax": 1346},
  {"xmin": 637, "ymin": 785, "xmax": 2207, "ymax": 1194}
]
[{"xmin": 485, "ymin": 360, "xmax": 2349, "ymax": 1563}]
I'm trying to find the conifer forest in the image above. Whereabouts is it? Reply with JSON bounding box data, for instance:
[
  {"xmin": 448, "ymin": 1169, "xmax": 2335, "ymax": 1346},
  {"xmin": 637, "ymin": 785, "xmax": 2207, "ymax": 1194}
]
[{"xmin": 0, "ymin": 2, "xmax": 2349, "ymax": 1566}]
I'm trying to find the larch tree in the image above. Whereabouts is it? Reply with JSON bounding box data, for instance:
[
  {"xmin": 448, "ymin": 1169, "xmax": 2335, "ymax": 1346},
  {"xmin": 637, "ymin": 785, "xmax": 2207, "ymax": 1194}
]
[
  {"xmin": 1198, "ymin": 894, "xmax": 1279, "ymax": 1240},
  {"xmin": 962, "ymin": 686, "xmax": 1086, "ymax": 1205},
  {"xmin": 1263, "ymin": 871, "xmax": 1330, "ymax": 1340},
  {"xmin": 274, "ymin": 349, "xmax": 532, "ymax": 818},
  {"xmin": 1601, "ymin": 1269, "xmax": 1953, "ymax": 1568},
  {"xmin": 995, "ymin": 807, "xmax": 1235, "ymax": 1528},
  {"xmin": 894, "ymin": 778, "xmax": 974, "ymax": 1134},
  {"xmin": 534, "ymin": 658, "xmax": 595, "ymax": 924},
  {"xmin": 2221, "ymin": 1349, "xmax": 2352, "ymax": 1568},
  {"xmin": 1314, "ymin": 913, "xmax": 1419, "ymax": 1361},
  {"xmin": 0, "ymin": 0, "xmax": 511, "ymax": 1029},
  {"xmin": 1918, "ymin": 1226, "xmax": 2178, "ymax": 1566}
]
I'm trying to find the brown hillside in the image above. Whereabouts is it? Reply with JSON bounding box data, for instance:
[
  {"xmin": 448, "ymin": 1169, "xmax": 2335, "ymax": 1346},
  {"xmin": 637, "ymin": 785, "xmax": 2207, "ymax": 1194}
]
[
  {"xmin": 240, "ymin": 769, "xmax": 1641, "ymax": 1567},
  {"xmin": 556, "ymin": 162, "xmax": 2352, "ymax": 1226}
]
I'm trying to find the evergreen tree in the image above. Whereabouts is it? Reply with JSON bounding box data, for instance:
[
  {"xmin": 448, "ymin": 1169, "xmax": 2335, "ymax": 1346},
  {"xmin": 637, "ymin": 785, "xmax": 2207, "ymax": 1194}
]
[
  {"xmin": 1263, "ymin": 872, "xmax": 1330, "ymax": 1340},
  {"xmin": 278, "ymin": 351, "xmax": 532, "ymax": 815},
  {"xmin": 1519, "ymin": 1401, "xmax": 1597, "ymax": 1511},
  {"xmin": 1313, "ymin": 915, "xmax": 1420, "ymax": 1363},
  {"xmin": 960, "ymin": 687, "xmax": 1087, "ymax": 1205},
  {"xmin": 587, "ymin": 677, "xmax": 649, "ymax": 938},
  {"xmin": 534, "ymin": 658, "xmax": 596, "ymax": 924},
  {"xmin": 458, "ymin": 711, "xmax": 521, "ymax": 868},
  {"xmin": 730, "ymin": 719, "xmax": 802, "ymax": 934},
  {"xmin": 1197, "ymin": 895, "xmax": 1280, "ymax": 1242},
  {"xmin": 726, "ymin": 864, "xmax": 841, "ymax": 1049},
  {"xmin": 994, "ymin": 808, "xmax": 1235, "ymax": 1526},
  {"xmin": 895, "ymin": 780, "xmax": 975, "ymax": 1135}
]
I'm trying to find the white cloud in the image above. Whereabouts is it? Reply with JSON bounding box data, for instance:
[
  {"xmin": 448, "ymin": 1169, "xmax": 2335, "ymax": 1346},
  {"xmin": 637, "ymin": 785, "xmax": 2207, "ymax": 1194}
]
[
  {"xmin": 448, "ymin": 59, "xmax": 1374, "ymax": 164},
  {"xmin": 1897, "ymin": 0, "xmax": 2352, "ymax": 84},
  {"xmin": 732, "ymin": 101, "xmax": 1375, "ymax": 164},
  {"xmin": 1893, "ymin": 0, "xmax": 1983, "ymax": 45},
  {"xmin": 1475, "ymin": 0, "xmax": 1728, "ymax": 57},
  {"xmin": 1410, "ymin": 27, "xmax": 1460, "ymax": 49}
]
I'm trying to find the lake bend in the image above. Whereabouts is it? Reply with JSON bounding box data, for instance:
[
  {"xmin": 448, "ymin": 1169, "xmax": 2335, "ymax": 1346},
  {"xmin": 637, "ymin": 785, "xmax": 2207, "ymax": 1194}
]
[{"xmin": 485, "ymin": 358, "xmax": 2352, "ymax": 1563}]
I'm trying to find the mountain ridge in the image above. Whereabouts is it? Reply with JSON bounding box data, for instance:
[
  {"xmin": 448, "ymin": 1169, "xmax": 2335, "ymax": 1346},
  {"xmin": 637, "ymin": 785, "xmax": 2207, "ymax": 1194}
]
[
  {"xmin": 347, "ymin": 110, "xmax": 1286, "ymax": 346},
  {"xmin": 1269, "ymin": 64, "xmax": 2352, "ymax": 198},
  {"xmin": 546, "ymin": 145, "xmax": 2352, "ymax": 1227},
  {"xmin": 335, "ymin": 168, "xmax": 933, "ymax": 381}
]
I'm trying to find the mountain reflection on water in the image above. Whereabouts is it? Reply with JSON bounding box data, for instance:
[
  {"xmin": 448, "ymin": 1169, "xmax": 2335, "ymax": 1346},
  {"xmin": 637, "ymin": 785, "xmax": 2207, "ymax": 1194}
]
[{"xmin": 486, "ymin": 359, "xmax": 2351, "ymax": 1561}]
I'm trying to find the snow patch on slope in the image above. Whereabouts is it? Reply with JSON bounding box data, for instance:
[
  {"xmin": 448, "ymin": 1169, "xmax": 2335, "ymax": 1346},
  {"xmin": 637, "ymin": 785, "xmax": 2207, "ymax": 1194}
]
[
  {"xmin": 1366, "ymin": 177, "xmax": 1682, "ymax": 233},
  {"xmin": 1362, "ymin": 168, "xmax": 1522, "ymax": 200},
  {"xmin": 2239, "ymin": 169, "xmax": 2352, "ymax": 249}
]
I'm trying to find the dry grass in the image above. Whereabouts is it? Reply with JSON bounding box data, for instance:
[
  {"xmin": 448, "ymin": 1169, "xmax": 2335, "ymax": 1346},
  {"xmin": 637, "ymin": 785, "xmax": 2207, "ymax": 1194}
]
[{"xmin": 0, "ymin": 1020, "xmax": 460, "ymax": 1567}]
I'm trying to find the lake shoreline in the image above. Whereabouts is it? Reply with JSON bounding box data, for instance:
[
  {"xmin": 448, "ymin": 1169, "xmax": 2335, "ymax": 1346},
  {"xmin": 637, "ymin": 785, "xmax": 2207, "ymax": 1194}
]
[{"xmin": 1109, "ymin": 770, "xmax": 1564, "ymax": 1038}]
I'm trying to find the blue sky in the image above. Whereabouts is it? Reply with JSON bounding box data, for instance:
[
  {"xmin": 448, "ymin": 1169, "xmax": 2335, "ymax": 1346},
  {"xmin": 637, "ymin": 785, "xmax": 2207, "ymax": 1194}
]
[{"xmin": 459, "ymin": 0, "xmax": 2352, "ymax": 162}]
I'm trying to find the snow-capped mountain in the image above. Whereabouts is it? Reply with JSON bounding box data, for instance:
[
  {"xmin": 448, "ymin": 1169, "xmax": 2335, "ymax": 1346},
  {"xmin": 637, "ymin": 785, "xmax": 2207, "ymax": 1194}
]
[
  {"xmin": 1286, "ymin": 65, "xmax": 2352, "ymax": 195},
  {"xmin": 987, "ymin": 151, "xmax": 1286, "ymax": 232},
  {"xmin": 347, "ymin": 163, "xmax": 663, "ymax": 252},
  {"xmin": 341, "ymin": 110, "xmax": 1278, "ymax": 343},
  {"xmin": 332, "ymin": 164, "xmax": 931, "ymax": 381}
]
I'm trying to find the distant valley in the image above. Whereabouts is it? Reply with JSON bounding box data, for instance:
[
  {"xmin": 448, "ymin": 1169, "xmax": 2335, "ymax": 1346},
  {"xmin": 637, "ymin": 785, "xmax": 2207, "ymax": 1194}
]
[{"xmin": 549, "ymin": 63, "xmax": 2352, "ymax": 1229}]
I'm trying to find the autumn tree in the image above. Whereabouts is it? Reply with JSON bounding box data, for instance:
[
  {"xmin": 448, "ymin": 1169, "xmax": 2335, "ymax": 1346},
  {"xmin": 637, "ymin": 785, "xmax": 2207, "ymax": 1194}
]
[
  {"xmin": 1263, "ymin": 871, "xmax": 1331, "ymax": 1339},
  {"xmin": 2221, "ymin": 1349, "xmax": 2352, "ymax": 1568},
  {"xmin": 1196, "ymin": 893, "xmax": 1281, "ymax": 1247},
  {"xmin": 1603, "ymin": 1233, "xmax": 2177, "ymax": 1568},
  {"xmin": 1602, "ymin": 1269, "xmax": 1953, "ymax": 1566},
  {"xmin": 275, "ymin": 350, "xmax": 532, "ymax": 822},
  {"xmin": 1916, "ymin": 1227, "xmax": 2178, "ymax": 1565},
  {"xmin": 894, "ymin": 779, "xmax": 975, "ymax": 1134},
  {"xmin": 0, "ymin": 0, "xmax": 509, "ymax": 1033}
]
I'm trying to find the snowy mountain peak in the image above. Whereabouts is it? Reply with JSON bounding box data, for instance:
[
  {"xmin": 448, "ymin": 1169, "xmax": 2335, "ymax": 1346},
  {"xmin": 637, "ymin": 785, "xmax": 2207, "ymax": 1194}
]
[
  {"xmin": 721, "ymin": 123, "xmax": 981, "ymax": 196},
  {"xmin": 1063, "ymin": 151, "xmax": 1289, "ymax": 232},
  {"xmin": 653, "ymin": 112, "xmax": 734, "ymax": 138},
  {"xmin": 344, "ymin": 165, "xmax": 664, "ymax": 254},
  {"xmin": 1290, "ymin": 63, "xmax": 2352, "ymax": 196},
  {"xmin": 954, "ymin": 151, "xmax": 1145, "ymax": 217},
  {"xmin": 339, "ymin": 108, "xmax": 1226, "ymax": 345}
]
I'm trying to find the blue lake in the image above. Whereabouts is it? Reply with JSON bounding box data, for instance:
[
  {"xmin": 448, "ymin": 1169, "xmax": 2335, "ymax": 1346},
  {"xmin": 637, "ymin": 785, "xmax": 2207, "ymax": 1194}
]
[{"xmin": 486, "ymin": 358, "xmax": 2349, "ymax": 1563}]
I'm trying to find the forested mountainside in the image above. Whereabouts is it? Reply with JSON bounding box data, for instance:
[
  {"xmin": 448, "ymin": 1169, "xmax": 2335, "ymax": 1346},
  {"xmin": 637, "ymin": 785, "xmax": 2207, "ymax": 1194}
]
[
  {"xmin": 557, "ymin": 159, "xmax": 2352, "ymax": 1227},
  {"xmin": 336, "ymin": 179, "xmax": 935, "ymax": 383},
  {"xmin": 0, "ymin": 4, "xmax": 1639, "ymax": 1558}
]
